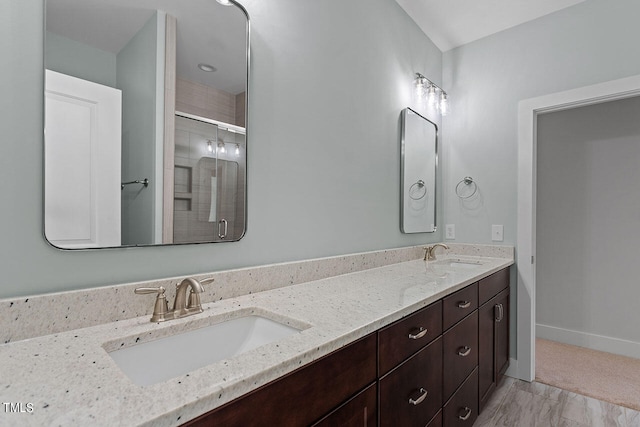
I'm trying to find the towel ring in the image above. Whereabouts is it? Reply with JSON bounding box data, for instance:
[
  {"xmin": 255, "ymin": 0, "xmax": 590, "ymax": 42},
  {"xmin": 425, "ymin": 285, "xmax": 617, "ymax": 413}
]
[
  {"xmin": 455, "ymin": 177, "xmax": 477, "ymax": 199},
  {"xmin": 409, "ymin": 180, "xmax": 427, "ymax": 200}
]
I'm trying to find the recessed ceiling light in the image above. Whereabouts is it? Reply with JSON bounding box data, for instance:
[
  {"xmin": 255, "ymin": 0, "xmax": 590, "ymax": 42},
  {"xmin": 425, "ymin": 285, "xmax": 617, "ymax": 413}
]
[
  {"xmin": 197, "ymin": 63, "xmax": 217, "ymax": 72},
  {"xmin": 216, "ymin": 0, "xmax": 233, "ymax": 6}
]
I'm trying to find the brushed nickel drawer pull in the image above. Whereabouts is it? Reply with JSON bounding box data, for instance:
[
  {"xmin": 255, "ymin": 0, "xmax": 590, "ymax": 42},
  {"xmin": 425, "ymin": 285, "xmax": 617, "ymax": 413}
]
[
  {"xmin": 408, "ymin": 388, "xmax": 428, "ymax": 405},
  {"xmin": 457, "ymin": 301, "xmax": 471, "ymax": 309},
  {"xmin": 458, "ymin": 406, "xmax": 472, "ymax": 421},
  {"xmin": 457, "ymin": 346, "xmax": 471, "ymax": 357},
  {"xmin": 495, "ymin": 303, "xmax": 504, "ymax": 322},
  {"xmin": 408, "ymin": 327, "xmax": 428, "ymax": 340}
]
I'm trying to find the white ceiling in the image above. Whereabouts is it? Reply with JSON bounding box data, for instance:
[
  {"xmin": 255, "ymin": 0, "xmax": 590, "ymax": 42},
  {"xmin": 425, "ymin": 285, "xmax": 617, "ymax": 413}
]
[
  {"xmin": 47, "ymin": 0, "xmax": 248, "ymax": 94},
  {"xmin": 394, "ymin": 0, "xmax": 587, "ymax": 52}
]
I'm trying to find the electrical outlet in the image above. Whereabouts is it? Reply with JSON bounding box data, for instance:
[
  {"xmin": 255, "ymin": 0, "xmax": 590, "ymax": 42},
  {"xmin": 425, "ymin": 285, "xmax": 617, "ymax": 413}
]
[
  {"xmin": 445, "ymin": 224, "xmax": 455, "ymax": 240},
  {"xmin": 491, "ymin": 224, "xmax": 504, "ymax": 242}
]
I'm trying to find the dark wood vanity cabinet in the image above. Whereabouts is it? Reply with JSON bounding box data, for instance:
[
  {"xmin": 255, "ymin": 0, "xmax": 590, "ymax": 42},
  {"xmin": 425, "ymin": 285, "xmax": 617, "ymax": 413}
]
[
  {"xmin": 478, "ymin": 269, "xmax": 511, "ymax": 412},
  {"xmin": 182, "ymin": 267, "xmax": 510, "ymax": 427},
  {"xmin": 182, "ymin": 333, "xmax": 377, "ymax": 427}
]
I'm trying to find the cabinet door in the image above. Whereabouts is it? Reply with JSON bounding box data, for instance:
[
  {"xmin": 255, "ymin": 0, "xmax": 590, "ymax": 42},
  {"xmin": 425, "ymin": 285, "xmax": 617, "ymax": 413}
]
[
  {"xmin": 494, "ymin": 288, "xmax": 510, "ymax": 382},
  {"xmin": 182, "ymin": 334, "xmax": 376, "ymax": 426},
  {"xmin": 379, "ymin": 337, "xmax": 443, "ymax": 427},
  {"xmin": 478, "ymin": 288, "xmax": 510, "ymax": 411},
  {"xmin": 312, "ymin": 383, "xmax": 377, "ymax": 427}
]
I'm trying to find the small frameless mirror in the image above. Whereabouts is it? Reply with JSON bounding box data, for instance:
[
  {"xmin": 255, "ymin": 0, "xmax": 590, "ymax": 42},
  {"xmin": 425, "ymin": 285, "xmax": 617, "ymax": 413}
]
[{"xmin": 400, "ymin": 107, "xmax": 437, "ymax": 233}]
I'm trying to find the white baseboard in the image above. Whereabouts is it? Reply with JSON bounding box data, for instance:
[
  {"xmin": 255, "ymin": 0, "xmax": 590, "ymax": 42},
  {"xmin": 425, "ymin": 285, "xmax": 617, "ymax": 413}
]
[
  {"xmin": 504, "ymin": 357, "xmax": 523, "ymax": 380},
  {"xmin": 536, "ymin": 323, "xmax": 640, "ymax": 359}
]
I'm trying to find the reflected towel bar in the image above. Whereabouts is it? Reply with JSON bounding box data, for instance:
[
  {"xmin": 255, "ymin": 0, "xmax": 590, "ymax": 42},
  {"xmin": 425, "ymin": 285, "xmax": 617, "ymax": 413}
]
[{"xmin": 121, "ymin": 179, "xmax": 149, "ymax": 190}]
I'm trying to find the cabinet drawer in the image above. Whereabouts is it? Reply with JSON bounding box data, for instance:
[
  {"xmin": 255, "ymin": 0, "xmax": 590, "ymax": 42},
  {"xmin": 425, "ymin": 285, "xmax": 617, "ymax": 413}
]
[
  {"xmin": 443, "ymin": 368, "xmax": 478, "ymax": 427},
  {"xmin": 443, "ymin": 283, "xmax": 478, "ymax": 330},
  {"xmin": 379, "ymin": 337, "xmax": 443, "ymax": 427},
  {"xmin": 312, "ymin": 383, "xmax": 377, "ymax": 427},
  {"xmin": 183, "ymin": 333, "xmax": 377, "ymax": 426},
  {"xmin": 478, "ymin": 268, "xmax": 509, "ymax": 306},
  {"xmin": 378, "ymin": 301, "xmax": 442, "ymax": 376},
  {"xmin": 443, "ymin": 311, "xmax": 478, "ymax": 399}
]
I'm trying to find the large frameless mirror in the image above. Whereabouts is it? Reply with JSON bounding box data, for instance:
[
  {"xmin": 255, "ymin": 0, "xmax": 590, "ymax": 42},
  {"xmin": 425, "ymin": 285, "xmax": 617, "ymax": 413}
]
[
  {"xmin": 43, "ymin": 0, "xmax": 249, "ymax": 249},
  {"xmin": 400, "ymin": 107, "xmax": 437, "ymax": 233}
]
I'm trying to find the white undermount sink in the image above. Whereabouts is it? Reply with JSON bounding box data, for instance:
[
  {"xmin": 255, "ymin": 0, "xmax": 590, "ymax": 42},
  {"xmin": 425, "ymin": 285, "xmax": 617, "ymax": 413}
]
[
  {"xmin": 107, "ymin": 314, "xmax": 302, "ymax": 386},
  {"xmin": 431, "ymin": 258, "xmax": 485, "ymax": 269}
]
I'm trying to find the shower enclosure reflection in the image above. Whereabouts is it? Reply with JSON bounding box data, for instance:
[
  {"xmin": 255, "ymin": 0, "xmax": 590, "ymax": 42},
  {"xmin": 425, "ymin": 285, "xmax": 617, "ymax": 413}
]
[{"xmin": 173, "ymin": 114, "xmax": 245, "ymax": 243}]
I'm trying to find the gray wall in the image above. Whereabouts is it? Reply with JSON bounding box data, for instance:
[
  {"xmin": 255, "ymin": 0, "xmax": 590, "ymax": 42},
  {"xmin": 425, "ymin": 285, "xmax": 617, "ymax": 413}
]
[
  {"xmin": 0, "ymin": 0, "xmax": 442, "ymax": 298},
  {"xmin": 118, "ymin": 12, "xmax": 160, "ymax": 246},
  {"xmin": 441, "ymin": 0, "xmax": 640, "ymax": 359},
  {"xmin": 536, "ymin": 96, "xmax": 640, "ymax": 355},
  {"xmin": 442, "ymin": 0, "xmax": 640, "ymax": 246}
]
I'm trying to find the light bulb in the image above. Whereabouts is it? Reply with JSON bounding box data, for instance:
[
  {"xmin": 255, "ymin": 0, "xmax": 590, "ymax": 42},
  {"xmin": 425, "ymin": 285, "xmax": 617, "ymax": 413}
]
[
  {"xmin": 218, "ymin": 142, "xmax": 226, "ymax": 154},
  {"xmin": 235, "ymin": 144, "xmax": 240, "ymax": 156},
  {"xmin": 439, "ymin": 92, "xmax": 449, "ymax": 116},
  {"xmin": 427, "ymin": 84, "xmax": 438, "ymax": 107},
  {"xmin": 414, "ymin": 75, "xmax": 427, "ymax": 98},
  {"xmin": 207, "ymin": 140, "xmax": 213, "ymax": 153}
]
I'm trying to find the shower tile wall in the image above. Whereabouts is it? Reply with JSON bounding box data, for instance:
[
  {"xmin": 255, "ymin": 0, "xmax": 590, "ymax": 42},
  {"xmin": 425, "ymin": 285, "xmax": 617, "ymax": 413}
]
[{"xmin": 176, "ymin": 77, "xmax": 245, "ymax": 128}]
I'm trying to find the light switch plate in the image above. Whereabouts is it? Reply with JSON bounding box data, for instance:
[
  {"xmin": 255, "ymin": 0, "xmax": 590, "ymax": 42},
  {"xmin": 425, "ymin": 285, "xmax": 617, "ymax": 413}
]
[
  {"xmin": 445, "ymin": 224, "xmax": 455, "ymax": 240},
  {"xmin": 491, "ymin": 224, "xmax": 504, "ymax": 242}
]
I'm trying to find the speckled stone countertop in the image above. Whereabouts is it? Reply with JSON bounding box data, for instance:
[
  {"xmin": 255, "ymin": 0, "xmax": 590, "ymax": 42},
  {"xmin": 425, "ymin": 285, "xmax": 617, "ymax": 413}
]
[{"xmin": 0, "ymin": 250, "xmax": 513, "ymax": 427}]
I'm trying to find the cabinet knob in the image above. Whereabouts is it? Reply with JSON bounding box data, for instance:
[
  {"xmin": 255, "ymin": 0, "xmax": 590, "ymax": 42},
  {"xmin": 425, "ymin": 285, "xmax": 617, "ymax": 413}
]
[
  {"xmin": 457, "ymin": 346, "xmax": 472, "ymax": 357},
  {"xmin": 457, "ymin": 300, "xmax": 471, "ymax": 309},
  {"xmin": 408, "ymin": 326, "xmax": 428, "ymax": 340},
  {"xmin": 408, "ymin": 387, "xmax": 428, "ymax": 406},
  {"xmin": 458, "ymin": 406, "xmax": 472, "ymax": 421}
]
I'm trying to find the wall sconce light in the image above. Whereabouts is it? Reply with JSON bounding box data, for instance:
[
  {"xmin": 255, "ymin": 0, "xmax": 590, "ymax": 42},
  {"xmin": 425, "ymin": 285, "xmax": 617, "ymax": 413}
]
[
  {"xmin": 414, "ymin": 72, "xmax": 449, "ymax": 116},
  {"xmin": 217, "ymin": 141, "xmax": 226, "ymax": 154},
  {"xmin": 207, "ymin": 140, "xmax": 214, "ymax": 153},
  {"xmin": 234, "ymin": 143, "xmax": 240, "ymax": 156}
]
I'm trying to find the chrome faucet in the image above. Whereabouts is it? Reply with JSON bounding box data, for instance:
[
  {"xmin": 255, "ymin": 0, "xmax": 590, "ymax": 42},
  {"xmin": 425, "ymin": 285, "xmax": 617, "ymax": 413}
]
[
  {"xmin": 135, "ymin": 277, "xmax": 214, "ymax": 322},
  {"xmin": 424, "ymin": 243, "xmax": 449, "ymax": 261}
]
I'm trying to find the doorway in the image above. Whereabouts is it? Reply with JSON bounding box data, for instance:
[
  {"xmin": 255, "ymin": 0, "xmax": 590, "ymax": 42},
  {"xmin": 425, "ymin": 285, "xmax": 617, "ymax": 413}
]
[{"xmin": 515, "ymin": 74, "xmax": 640, "ymax": 382}]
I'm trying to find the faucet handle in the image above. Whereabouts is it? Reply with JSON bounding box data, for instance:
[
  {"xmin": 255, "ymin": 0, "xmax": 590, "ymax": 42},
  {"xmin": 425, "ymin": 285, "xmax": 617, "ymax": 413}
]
[
  {"xmin": 135, "ymin": 287, "xmax": 170, "ymax": 322},
  {"xmin": 135, "ymin": 286, "xmax": 166, "ymax": 295}
]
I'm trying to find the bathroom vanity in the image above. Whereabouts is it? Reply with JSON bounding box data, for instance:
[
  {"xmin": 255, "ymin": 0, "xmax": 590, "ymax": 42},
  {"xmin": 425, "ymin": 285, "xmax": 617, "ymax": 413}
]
[
  {"xmin": 0, "ymin": 245, "xmax": 512, "ymax": 426},
  {"xmin": 182, "ymin": 267, "xmax": 510, "ymax": 427}
]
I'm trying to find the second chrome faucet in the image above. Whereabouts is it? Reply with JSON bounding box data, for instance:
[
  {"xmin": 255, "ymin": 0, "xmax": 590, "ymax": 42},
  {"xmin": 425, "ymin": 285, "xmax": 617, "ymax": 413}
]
[{"xmin": 135, "ymin": 277, "xmax": 215, "ymax": 322}]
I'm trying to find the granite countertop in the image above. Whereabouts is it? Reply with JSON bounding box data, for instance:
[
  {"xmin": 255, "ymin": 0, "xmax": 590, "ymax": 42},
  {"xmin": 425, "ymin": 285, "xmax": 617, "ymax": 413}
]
[{"xmin": 0, "ymin": 253, "xmax": 513, "ymax": 427}]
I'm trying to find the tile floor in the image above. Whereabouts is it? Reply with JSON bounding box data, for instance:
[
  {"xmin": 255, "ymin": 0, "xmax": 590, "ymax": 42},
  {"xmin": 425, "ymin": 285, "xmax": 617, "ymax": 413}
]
[{"xmin": 474, "ymin": 377, "xmax": 640, "ymax": 427}]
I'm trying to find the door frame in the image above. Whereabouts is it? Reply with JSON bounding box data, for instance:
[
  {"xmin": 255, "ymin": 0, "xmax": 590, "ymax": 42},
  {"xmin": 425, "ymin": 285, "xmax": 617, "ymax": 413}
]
[{"xmin": 515, "ymin": 74, "xmax": 640, "ymax": 381}]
